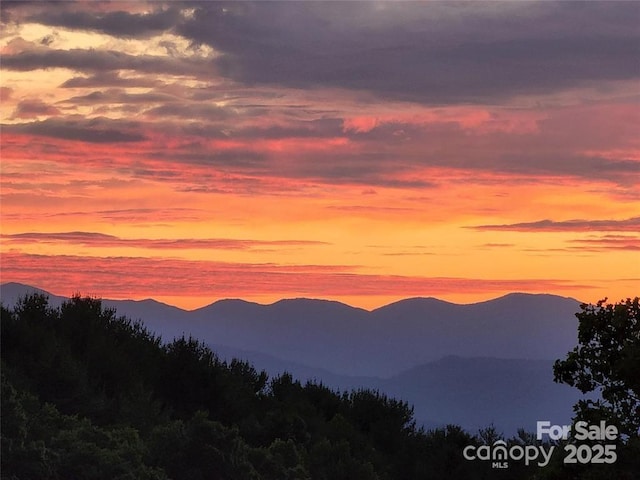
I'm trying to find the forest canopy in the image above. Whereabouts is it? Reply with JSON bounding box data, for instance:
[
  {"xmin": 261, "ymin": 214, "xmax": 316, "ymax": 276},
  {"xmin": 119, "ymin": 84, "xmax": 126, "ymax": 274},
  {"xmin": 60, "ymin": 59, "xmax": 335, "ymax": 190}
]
[{"xmin": 1, "ymin": 294, "xmax": 638, "ymax": 479}]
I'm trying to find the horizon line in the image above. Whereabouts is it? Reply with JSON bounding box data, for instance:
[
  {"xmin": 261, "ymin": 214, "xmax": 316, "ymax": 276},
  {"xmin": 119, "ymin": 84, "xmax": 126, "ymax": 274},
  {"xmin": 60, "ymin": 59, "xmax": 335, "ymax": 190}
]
[{"xmin": 0, "ymin": 281, "xmax": 584, "ymax": 313}]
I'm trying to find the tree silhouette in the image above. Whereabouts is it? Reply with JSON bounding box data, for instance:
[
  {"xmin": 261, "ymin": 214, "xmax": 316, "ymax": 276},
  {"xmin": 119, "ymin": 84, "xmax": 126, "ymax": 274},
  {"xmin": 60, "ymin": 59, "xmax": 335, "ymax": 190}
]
[
  {"xmin": 1, "ymin": 293, "xmax": 563, "ymax": 479},
  {"xmin": 554, "ymin": 297, "xmax": 640, "ymax": 437}
]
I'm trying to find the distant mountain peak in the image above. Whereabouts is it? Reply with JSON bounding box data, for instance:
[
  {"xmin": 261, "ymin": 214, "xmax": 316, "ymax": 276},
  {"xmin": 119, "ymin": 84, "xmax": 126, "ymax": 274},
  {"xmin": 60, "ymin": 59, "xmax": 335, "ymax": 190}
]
[
  {"xmin": 1, "ymin": 281, "xmax": 48, "ymax": 292},
  {"xmin": 272, "ymin": 297, "xmax": 342, "ymax": 305},
  {"xmin": 1, "ymin": 281, "xmax": 582, "ymax": 312},
  {"xmin": 472, "ymin": 292, "xmax": 581, "ymax": 306},
  {"xmin": 269, "ymin": 297, "xmax": 367, "ymax": 310},
  {"xmin": 497, "ymin": 292, "xmax": 578, "ymax": 300},
  {"xmin": 210, "ymin": 298, "xmax": 260, "ymax": 306}
]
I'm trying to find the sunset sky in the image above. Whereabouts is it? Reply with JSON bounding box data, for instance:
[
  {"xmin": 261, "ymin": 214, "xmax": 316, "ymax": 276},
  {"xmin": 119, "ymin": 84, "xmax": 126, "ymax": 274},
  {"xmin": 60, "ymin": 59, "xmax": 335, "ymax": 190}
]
[{"xmin": 1, "ymin": 1, "xmax": 638, "ymax": 310}]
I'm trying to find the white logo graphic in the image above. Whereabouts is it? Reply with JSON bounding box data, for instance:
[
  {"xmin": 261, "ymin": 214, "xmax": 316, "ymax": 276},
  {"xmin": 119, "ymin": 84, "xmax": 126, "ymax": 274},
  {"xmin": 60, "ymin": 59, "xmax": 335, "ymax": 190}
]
[
  {"xmin": 463, "ymin": 420, "xmax": 618, "ymax": 469},
  {"xmin": 537, "ymin": 421, "xmax": 618, "ymax": 465},
  {"xmin": 463, "ymin": 440, "xmax": 554, "ymax": 468}
]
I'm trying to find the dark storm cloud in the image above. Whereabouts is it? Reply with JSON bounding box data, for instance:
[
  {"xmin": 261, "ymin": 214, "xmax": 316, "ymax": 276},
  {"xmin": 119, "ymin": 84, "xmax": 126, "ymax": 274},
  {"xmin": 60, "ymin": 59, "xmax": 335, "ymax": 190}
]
[
  {"xmin": 6, "ymin": 2, "xmax": 638, "ymax": 104},
  {"xmin": 2, "ymin": 47, "xmax": 210, "ymax": 77},
  {"xmin": 3, "ymin": 1, "xmax": 637, "ymax": 190},
  {"xmin": 1, "ymin": 2, "xmax": 182, "ymax": 38},
  {"xmin": 12, "ymin": 99, "xmax": 60, "ymax": 118},
  {"xmin": 4, "ymin": 117, "xmax": 146, "ymax": 143},
  {"xmin": 174, "ymin": 1, "xmax": 640, "ymax": 104},
  {"xmin": 27, "ymin": 6, "xmax": 183, "ymax": 38}
]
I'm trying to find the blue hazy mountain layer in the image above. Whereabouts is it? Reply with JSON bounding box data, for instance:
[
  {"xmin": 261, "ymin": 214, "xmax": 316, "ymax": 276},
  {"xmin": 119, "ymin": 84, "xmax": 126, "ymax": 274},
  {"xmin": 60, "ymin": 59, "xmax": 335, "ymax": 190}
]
[{"xmin": 1, "ymin": 282, "xmax": 585, "ymax": 434}]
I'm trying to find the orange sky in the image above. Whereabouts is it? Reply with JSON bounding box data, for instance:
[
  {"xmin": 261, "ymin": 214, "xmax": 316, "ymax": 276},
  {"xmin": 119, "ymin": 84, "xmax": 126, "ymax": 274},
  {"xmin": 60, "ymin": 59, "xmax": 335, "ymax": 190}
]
[{"xmin": 1, "ymin": 2, "xmax": 638, "ymax": 310}]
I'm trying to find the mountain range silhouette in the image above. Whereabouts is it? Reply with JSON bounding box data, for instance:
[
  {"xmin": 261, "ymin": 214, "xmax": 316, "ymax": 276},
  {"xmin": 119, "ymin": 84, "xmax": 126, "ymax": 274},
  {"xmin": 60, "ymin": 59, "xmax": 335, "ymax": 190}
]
[{"xmin": 1, "ymin": 282, "xmax": 587, "ymax": 434}]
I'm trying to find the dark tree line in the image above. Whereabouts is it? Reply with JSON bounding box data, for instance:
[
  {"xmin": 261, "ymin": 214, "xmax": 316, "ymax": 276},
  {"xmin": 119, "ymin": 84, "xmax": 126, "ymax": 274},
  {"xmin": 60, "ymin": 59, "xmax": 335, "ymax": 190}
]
[{"xmin": 1, "ymin": 294, "xmax": 638, "ymax": 479}]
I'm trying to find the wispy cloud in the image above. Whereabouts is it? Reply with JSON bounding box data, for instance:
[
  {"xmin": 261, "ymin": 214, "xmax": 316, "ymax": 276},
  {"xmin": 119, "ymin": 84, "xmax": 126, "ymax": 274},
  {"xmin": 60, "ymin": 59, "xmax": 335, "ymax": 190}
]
[
  {"xmin": 567, "ymin": 235, "xmax": 640, "ymax": 252},
  {"xmin": 3, "ymin": 117, "xmax": 146, "ymax": 143},
  {"xmin": 470, "ymin": 217, "xmax": 640, "ymax": 232},
  {"xmin": 2, "ymin": 45, "xmax": 211, "ymax": 77},
  {"xmin": 1, "ymin": 252, "xmax": 588, "ymax": 301},
  {"xmin": 25, "ymin": 5, "xmax": 184, "ymax": 39},
  {"xmin": 1, "ymin": 231, "xmax": 329, "ymax": 251}
]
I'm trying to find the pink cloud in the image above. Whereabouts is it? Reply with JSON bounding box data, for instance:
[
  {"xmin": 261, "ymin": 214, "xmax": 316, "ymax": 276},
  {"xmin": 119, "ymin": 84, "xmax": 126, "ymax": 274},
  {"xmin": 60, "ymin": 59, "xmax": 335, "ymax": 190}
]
[
  {"xmin": 1, "ymin": 231, "xmax": 329, "ymax": 250},
  {"xmin": 1, "ymin": 252, "xmax": 589, "ymax": 302},
  {"xmin": 470, "ymin": 217, "xmax": 640, "ymax": 232},
  {"xmin": 567, "ymin": 235, "xmax": 640, "ymax": 252}
]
